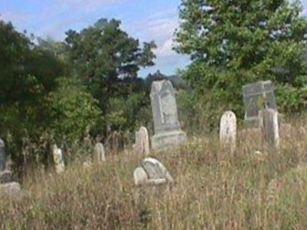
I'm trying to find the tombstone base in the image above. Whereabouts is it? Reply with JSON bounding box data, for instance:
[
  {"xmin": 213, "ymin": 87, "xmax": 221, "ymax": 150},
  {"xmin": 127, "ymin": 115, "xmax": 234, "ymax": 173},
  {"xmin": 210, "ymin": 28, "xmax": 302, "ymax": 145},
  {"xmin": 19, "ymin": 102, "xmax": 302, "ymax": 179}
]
[{"xmin": 152, "ymin": 130, "xmax": 187, "ymax": 151}]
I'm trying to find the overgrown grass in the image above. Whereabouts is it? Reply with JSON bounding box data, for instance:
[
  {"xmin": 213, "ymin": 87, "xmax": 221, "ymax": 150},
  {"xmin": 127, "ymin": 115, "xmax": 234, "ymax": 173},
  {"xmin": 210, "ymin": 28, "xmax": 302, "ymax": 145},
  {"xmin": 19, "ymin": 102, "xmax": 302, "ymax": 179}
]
[{"xmin": 0, "ymin": 117, "xmax": 306, "ymax": 229}]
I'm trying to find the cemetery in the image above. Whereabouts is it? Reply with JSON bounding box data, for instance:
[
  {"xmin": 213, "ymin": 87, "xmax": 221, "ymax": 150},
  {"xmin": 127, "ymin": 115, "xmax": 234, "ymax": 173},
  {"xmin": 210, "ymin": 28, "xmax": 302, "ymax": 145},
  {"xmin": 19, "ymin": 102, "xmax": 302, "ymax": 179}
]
[
  {"xmin": 0, "ymin": 78, "xmax": 306, "ymax": 228},
  {"xmin": 0, "ymin": 0, "xmax": 307, "ymax": 228}
]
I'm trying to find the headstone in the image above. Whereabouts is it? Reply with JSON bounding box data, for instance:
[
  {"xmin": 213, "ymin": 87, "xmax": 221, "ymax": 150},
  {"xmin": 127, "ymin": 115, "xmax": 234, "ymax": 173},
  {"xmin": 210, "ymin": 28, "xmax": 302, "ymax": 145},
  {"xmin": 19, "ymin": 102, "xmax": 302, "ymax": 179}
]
[
  {"xmin": 52, "ymin": 145, "xmax": 65, "ymax": 174},
  {"xmin": 94, "ymin": 142, "xmax": 106, "ymax": 162},
  {"xmin": 0, "ymin": 139, "xmax": 6, "ymax": 171},
  {"xmin": 83, "ymin": 160, "xmax": 93, "ymax": 169},
  {"xmin": 150, "ymin": 80, "xmax": 187, "ymax": 151},
  {"xmin": 243, "ymin": 81, "xmax": 277, "ymax": 126},
  {"xmin": 259, "ymin": 109, "xmax": 280, "ymax": 148},
  {"xmin": 133, "ymin": 157, "xmax": 174, "ymax": 186},
  {"xmin": 219, "ymin": 111, "xmax": 237, "ymax": 152},
  {"xmin": 134, "ymin": 127, "xmax": 150, "ymax": 155},
  {"xmin": 0, "ymin": 182, "xmax": 24, "ymax": 200},
  {"xmin": 133, "ymin": 167, "xmax": 148, "ymax": 186},
  {"xmin": 0, "ymin": 170, "xmax": 13, "ymax": 184}
]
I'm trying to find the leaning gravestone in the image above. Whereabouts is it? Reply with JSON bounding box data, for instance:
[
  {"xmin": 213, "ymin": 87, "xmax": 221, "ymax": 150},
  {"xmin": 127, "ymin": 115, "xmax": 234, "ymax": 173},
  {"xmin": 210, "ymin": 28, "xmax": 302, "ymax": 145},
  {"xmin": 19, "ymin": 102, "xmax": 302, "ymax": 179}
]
[
  {"xmin": 134, "ymin": 157, "xmax": 174, "ymax": 186},
  {"xmin": 52, "ymin": 145, "xmax": 65, "ymax": 174},
  {"xmin": 259, "ymin": 108, "xmax": 280, "ymax": 148},
  {"xmin": 150, "ymin": 80, "xmax": 187, "ymax": 151},
  {"xmin": 94, "ymin": 142, "xmax": 106, "ymax": 162},
  {"xmin": 219, "ymin": 111, "xmax": 237, "ymax": 152},
  {"xmin": 134, "ymin": 126, "xmax": 150, "ymax": 155},
  {"xmin": 0, "ymin": 139, "xmax": 6, "ymax": 171},
  {"xmin": 243, "ymin": 81, "xmax": 277, "ymax": 126}
]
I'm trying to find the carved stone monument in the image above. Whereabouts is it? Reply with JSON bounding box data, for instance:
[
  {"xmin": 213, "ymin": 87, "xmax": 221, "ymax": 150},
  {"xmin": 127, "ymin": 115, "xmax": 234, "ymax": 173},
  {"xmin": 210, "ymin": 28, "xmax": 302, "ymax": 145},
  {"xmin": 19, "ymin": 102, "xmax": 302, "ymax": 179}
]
[
  {"xmin": 0, "ymin": 139, "xmax": 6, "ymax": 171},
  {"xmin": 150, "ymin": 80, "xmax": 187, "ymax": 151},
  {"xmin": 219, "ymin": 111, "xmax": 237, "ymax": 152},
  {"xmin": 243, "ymin": 81, "xmax": 277, "ymax": 126}
]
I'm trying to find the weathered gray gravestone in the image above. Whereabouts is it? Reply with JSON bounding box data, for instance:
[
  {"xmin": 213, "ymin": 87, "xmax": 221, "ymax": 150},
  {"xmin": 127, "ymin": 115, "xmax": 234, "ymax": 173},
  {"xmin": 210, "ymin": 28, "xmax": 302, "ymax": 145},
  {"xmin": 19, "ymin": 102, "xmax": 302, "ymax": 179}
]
[
  {"xmin": 243, "ymin": 81, "xmax": 277, "ymax": 126},
  {"xmin": 94, "ymin": 142, "xmax": 106, "ymax": 162},
  {"xmin": 259, "ymin": 109, "xmax": 280, "ymax": 148},
  {"xmin": 0, "ymin": 170, "xmax": 13, "ymax": 184},
  {"xmin": 133, "ymin": 157, "xmax": 174, "ymax": 186},
  {"xmin": 150, "ymin": 80, "xmax": 187, "ymax": 151},
  {"xmin": 134, "ymin": 126, "xmax": 150, "ymax": 155},
  {"xmin": 0, "ymin": 139, "xmax": 6, "ymax": 171},
  {"xmin": 219, "ymin": 111, "xmax": 237, "ymax": 152}
]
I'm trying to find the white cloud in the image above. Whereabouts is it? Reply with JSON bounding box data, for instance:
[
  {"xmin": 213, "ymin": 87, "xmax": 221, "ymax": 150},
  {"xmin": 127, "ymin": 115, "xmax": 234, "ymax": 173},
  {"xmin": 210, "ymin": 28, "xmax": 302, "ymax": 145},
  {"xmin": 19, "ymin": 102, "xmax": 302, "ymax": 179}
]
[{"xmin": 154, "ymin": 38, "xmax": 175, "ymax": 57}]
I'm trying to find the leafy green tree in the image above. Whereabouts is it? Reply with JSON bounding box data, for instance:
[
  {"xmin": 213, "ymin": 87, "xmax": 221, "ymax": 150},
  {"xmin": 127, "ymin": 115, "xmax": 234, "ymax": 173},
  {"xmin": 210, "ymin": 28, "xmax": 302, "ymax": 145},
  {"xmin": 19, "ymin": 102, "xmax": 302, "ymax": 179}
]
[
  {"xmin": 50, "ymin": 77, "xmax": 102, "ymax": 145},
  {"xmin": 64, "ymin": 18, "xmax": 156, "ymax": 132},
  {"xmin": 176, "ymin": 0, "xmax": 307, "ymax": 122},
  {"xmin": 64, "ymin": 18, "xmax": 155, "ymax": 96},
  {"xmin": 0, "ymin": 20, "xmax": 65, "ymax": 165}
]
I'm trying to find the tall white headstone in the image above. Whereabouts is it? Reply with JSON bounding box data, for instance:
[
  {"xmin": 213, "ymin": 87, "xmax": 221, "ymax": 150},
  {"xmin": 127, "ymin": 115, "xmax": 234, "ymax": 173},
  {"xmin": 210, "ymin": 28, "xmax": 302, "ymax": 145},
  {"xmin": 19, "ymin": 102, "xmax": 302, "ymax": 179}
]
[
  {"xmin": 94, "ymin": 142, "xmax": 106, "ymax": 162},
  {"xmin": 52, "ymin": 145, "xmax": 65, "ymax": 174},
  {"xmin": 150, "ymin": 80, "xmax": 187, "ymax": 151},
  {"xmin": 219, "ymin": 111, "xmax": 237, "ymax": 152},
  {"xmin": 134, "ymin": 126, "xmax": 150, "ymax": 155}
]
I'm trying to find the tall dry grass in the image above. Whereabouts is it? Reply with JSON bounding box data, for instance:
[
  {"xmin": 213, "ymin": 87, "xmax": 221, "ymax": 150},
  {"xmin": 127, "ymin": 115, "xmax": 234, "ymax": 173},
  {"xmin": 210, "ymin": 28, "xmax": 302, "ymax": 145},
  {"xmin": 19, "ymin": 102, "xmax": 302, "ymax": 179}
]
[{"xmin": 0, "ymin": 117, "xmax": 306, "ymax": 229}]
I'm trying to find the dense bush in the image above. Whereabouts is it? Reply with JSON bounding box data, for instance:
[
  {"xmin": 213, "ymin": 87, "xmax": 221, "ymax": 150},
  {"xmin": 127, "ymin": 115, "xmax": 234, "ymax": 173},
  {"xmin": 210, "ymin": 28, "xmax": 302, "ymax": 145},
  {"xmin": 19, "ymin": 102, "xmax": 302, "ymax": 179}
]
[{"xmin": 176, "ymin": 0, "xmax": 307, "ymax": 127}]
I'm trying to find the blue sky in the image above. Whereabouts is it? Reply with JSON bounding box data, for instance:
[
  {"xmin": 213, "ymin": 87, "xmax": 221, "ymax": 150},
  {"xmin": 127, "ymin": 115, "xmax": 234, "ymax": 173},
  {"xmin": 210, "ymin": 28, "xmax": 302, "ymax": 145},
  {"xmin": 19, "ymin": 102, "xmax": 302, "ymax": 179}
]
[{"xmin": 1, "ymin": 0, "xmax": 307, "ymax": 77}]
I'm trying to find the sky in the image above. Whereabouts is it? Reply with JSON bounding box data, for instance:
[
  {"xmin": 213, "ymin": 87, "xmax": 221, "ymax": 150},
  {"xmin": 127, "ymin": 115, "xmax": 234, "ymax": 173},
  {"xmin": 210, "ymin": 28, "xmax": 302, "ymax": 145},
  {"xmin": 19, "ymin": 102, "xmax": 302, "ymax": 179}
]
[{"xmin": 1, "ymin": 0, "xmax": 307, "ymax": 77}]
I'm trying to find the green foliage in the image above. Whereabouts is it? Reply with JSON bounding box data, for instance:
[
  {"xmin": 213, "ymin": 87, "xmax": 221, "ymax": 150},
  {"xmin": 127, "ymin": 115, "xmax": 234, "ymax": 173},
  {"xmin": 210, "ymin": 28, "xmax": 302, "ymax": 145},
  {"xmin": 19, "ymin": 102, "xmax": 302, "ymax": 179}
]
[
  {"xmin": 50, "ymin": 77, "xmax": 102, "ymax": 145},
  {"xmin": 105, "ymin": 92, "xmax": 151, "ymax": 131},
  {"xmin": 0, "ymin": 20, "xmax": 65, "ymax": 165},
  {"xmin": 176, "ymin": 0, "xmax": 307, "ymax": 124},
  {"xmin": 64, "ymin": 18, "xmax": 156, "ymax": 133},
  {"xmin": 64, "ymin": 18, "xmax": 155, "ymax": 96}
]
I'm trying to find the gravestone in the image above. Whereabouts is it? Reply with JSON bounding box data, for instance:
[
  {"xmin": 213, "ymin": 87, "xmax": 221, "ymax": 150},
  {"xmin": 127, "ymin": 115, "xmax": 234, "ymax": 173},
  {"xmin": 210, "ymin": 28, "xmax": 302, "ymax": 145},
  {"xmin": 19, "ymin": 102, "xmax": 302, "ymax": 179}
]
[
  {"xmin": 243, "ymin": 81, "xmax": 277, "ymax": 126},
  {"xmin": 0, "ymin": 170, "xmax": 13, "ymax": 184},
  {"xmin": 134, "ymin": 127, "xmax": 150, "ymax": 155},
  {"xmin": 259, "ymin": 109, "xmax": 280, "ymax": 148},
  {"xmin": 52, "ymin": 145, "xmax": 65, "ymax": 174},
  {"xmin": 94, "ymin": 142, "xmax": 106, "ymax": 162},
  {"xmin": 219, "ymin": 111, "xmax": 237, "ymax": 152},
  {"xmin": 150, "ymin": 80, "xmax": 187, "ymax": 151},
  {"xmin": 0, "ymin": 139, "xmax": 6, "ymax": 171},
  {"xmin": 134, "ymin": 157, "xmax": 174, "ymax": 186},
  {"xmin": 133, "ymin": 167, "xmax": 148, "ymax": 186}
]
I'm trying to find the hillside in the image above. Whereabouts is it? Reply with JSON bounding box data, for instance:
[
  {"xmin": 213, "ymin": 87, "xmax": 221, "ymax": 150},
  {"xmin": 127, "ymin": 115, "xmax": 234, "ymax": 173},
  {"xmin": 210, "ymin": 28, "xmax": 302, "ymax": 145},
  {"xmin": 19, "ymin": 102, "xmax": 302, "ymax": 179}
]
[{"xmin": 0, "ymin": 117, "xmax": 306, "ymax": 229}]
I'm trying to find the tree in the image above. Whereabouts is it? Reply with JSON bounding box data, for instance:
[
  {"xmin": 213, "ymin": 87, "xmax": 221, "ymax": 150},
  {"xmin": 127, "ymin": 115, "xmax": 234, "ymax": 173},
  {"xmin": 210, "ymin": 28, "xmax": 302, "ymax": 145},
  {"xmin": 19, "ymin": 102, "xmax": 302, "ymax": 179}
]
[
  {"xmin": 65, "ymin": 18, "xmax": 156, "ymax": 97},
  {"xmin": 64, "ymin": 18, "xmax": 156, "ymax": 132},
  {"xmin": 176, "ymin": 0, "xmax": 307, "ymax": 121},
  {"xmin": 0, "ymin": 20, "xmax": 65, "ymax": 165},
  {"xmin": 50, "ymin": 77, "xmax": 102, "ymax": 145}
]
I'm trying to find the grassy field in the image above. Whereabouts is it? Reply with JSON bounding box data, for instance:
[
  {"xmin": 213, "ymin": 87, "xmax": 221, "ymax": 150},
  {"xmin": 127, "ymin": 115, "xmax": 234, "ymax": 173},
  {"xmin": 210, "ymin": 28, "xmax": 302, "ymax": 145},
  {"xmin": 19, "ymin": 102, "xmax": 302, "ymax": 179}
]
[{"xmin": 0, "ymin": 117, "xmax": 306, "ymax": 229}]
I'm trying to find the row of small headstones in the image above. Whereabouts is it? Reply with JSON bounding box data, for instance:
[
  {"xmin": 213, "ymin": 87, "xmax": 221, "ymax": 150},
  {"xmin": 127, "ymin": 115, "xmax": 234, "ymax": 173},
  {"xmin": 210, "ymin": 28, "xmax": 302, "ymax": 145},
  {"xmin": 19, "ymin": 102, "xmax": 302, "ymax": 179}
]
[
  {"xmin": 219, "ymin": 108, "xmax": 280, "ymax": 151},
  {"xmin": 0, "ymin": 107, "xmax": 280, "ymax": 197},
  {"xmin": 133, "ymin": 108, "xmax": 280, "ymax": 159},
  {"xmin": 133, "ymin": 108, "xmax": 280, "ymax": 186},
  {"xmin": 52, "ymin": 142, "xmax": 106, "ymax": 173}
]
